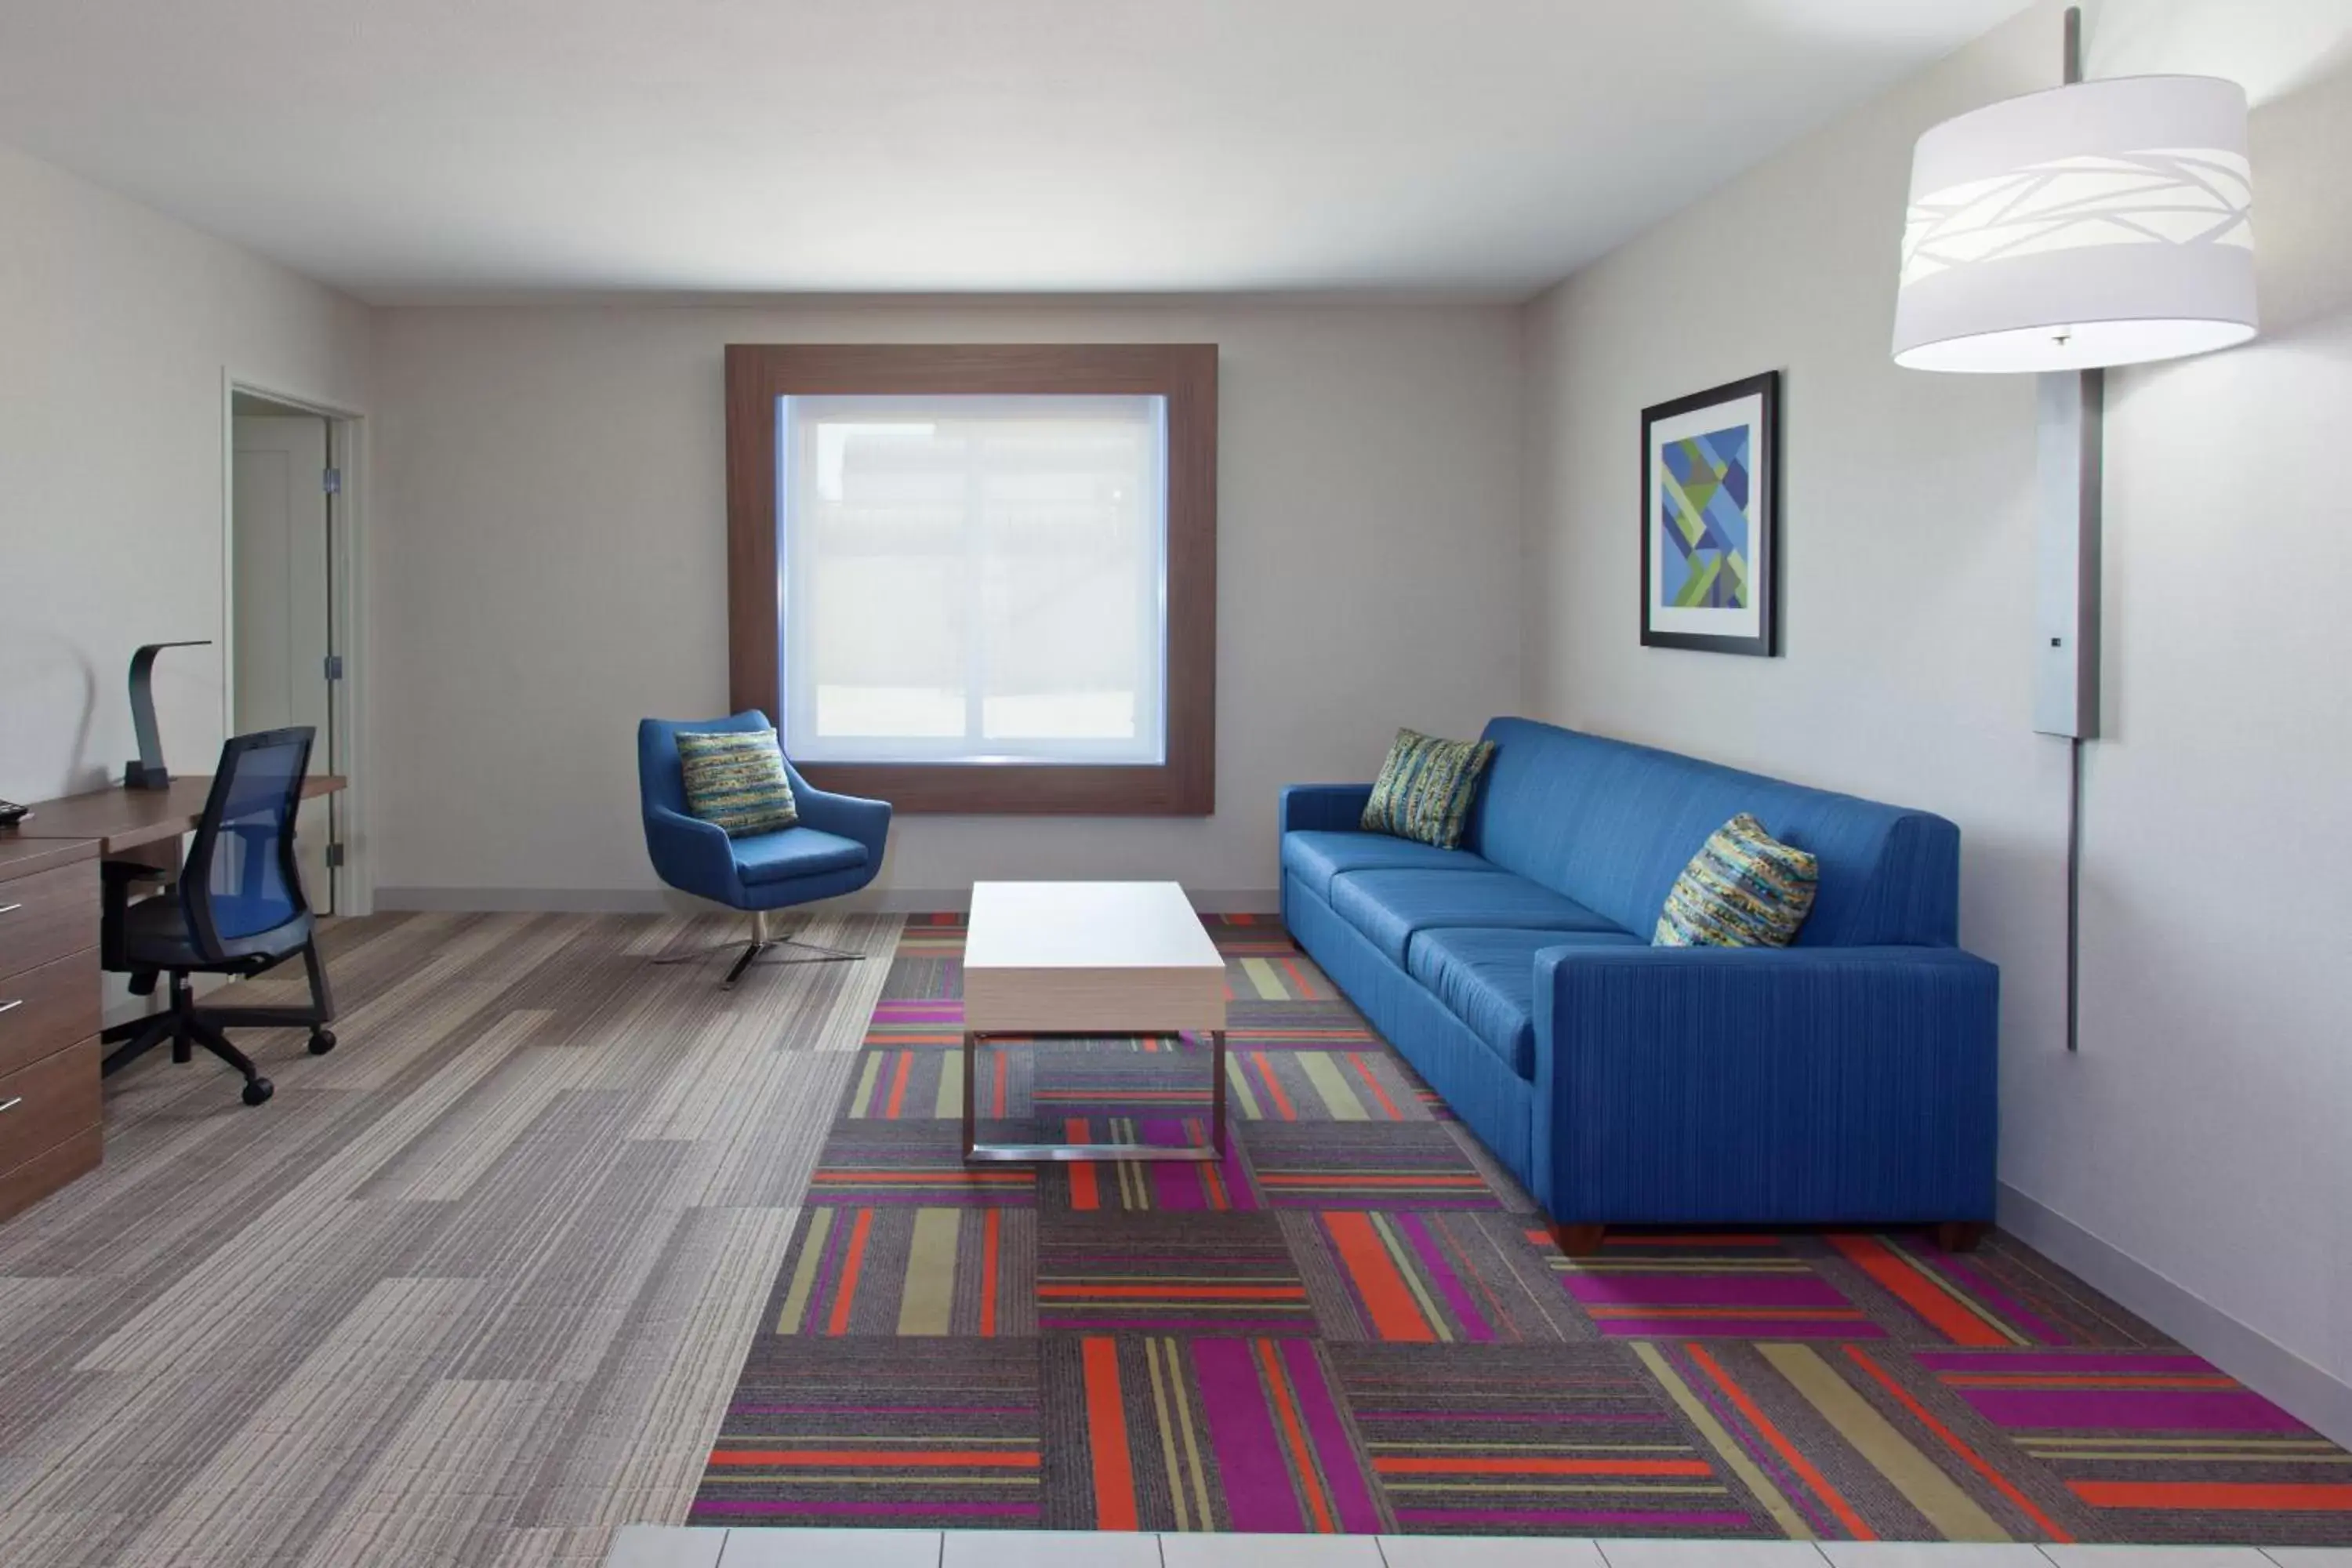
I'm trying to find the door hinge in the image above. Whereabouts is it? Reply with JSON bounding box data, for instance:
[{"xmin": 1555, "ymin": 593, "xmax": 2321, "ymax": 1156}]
[
  {"xmin": 325, "ymin": 844, "xmax": 346, "ymax": 869},
  {"xmin": 321, "ymin": 466, "xmax": 343, "ymax": 495},
  {"xmin": 324, "ymin": 654, "xmax": 345, "ymax": 681}
]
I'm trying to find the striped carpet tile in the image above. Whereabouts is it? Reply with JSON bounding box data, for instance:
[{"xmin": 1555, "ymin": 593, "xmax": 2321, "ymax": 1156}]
[{"xmin": 693, "ymin": 915, "xmax": 2352, "ymax": 1544}]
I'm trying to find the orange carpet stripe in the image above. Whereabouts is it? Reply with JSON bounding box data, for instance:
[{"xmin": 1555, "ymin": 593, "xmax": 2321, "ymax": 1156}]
[
  {"xmin": 1082, "ymin": 1338, "xmax": 1140, "ymax": 1530},
  {"xmin": 979, "ymin": 1210, "xmax": 1001, "ymax": 1338},
  {"xmin": 1040, "ymin": 1284, "xmax": 1306, "ymax": 1300},
  {"xmin": 883, "ymin": 1051, "xmax": 913, "ymax": 1119},
  {"xmin": 1687, "ymin": 1344, "xmax": 1874, "ymax": 1539},
  {"xmin": 1279, "ymin": 956, "xmax": 1318, "ymax": 1000},
  {"xmin": 1065, "ymin": 1119, "xmax": 1100, "ymax": 1210},
  {"xmin": 1829, "ymin": 1233, "xmax": 2008, "ymax": 1346},
  {"xmin": 1845, "ymin": 1345, "xmax": 2074, "ymax": 1543},
  {"xmin": 1323, "ymin": 1212, "xmax": 1433, "ymax": 1342},
  {"xmin": 826, "ymin": 1207, "xmax": 873, "ymax": 1336},
  {"xmin": 1259, "ymin": 1338, "xmax": 1337, "ymax": 1532},
  {"xmin": 1347, "ymin": 1052, "xmax": 1403, "ymax": 1119},
  {"xmin": 1254, "ymin": 1052, "xmax": 1298, "ymax": 1121},
  {"xmin": 708, "ymin": 1450, "xmax": 1040, "ymax": 1468},
  {"xmin": 2071, "ymin": 1479, "xmax": 2352, "ymax": 1511},
  {"xmin": 1373, "ymin": 1456, "xmax": 1715, "ymax": 1477}
]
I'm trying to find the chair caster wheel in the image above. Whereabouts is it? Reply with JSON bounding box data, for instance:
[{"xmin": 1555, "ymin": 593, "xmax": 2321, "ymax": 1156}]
[
  {"xmin": 243, "ymin": 1077, "xmax": 274, "ymax": 1106},
  {"xmin": 308, "ymin": 1029, "xmax": 337, "ymax": 1055}
]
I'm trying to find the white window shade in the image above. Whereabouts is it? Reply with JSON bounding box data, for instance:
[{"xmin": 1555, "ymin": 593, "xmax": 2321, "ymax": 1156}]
[{"xmin": 779, "ymin": 394, "xmax": 1169, "ymax": 765}]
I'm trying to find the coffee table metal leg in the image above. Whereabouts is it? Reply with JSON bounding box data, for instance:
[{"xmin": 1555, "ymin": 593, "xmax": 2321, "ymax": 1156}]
[
  {"xmin": 1211, "ymin": 1029, "xmax": 1227, "ymax": 1155},
  {"xmin": 962, "ymin": 1028, "xmax": 1228, "ymax": 1164},
  {"xmin": 963, "ymin": 1029, "xmax": 978, "ymax": 1161}
]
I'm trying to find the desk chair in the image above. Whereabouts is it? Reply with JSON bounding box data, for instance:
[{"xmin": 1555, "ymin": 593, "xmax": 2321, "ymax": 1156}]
[
  {"xmin": 638, "ymin": 712, "xmax": 891, "ymax": 985},
  {"xmin": 100, "ymin": 727, "xmax": 338, "ymax": 1106}
]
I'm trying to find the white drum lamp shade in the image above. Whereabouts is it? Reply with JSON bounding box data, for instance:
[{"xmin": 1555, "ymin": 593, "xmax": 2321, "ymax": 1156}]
[{"xmin": 1893, "ymin": 75, "xmax": 2256, "ymax": 373}]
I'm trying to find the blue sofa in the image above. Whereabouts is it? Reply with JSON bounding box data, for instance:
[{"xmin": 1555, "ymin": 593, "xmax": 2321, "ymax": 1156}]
[{"xmin": 1280, "ymin": 717, "xmax": 1998, "ymax": 1251}]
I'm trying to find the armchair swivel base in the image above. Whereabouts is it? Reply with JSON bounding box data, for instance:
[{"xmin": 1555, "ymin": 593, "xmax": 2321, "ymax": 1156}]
[{"xmin": 652, "ymin": 909, "xmax": 863, "ymax": 987}]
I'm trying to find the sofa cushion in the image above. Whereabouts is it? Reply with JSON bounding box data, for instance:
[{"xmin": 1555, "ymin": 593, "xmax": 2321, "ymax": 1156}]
[
  {"xmin": 1329, "ymin": 868, "xmax": 1624, "ymax": 967},
  {"xmin": 1281, "ymin": 830, "xmax": 1505, "ymax": 902},
  {"xmin": 677, "ymin": 727, "xmax": 800, "ymax": 837},
  {"xmin": 1361, "ymin": 728, "xmax": 1497, "ymax": 849},
  {"xmin": 733, "ymin": 826, "xmax": 870, "ymax": 886},
  {"xmin": 1406, "ymin": 926, "xmax": 1643, "ymax": 1079},
  {"xmin": 1656, "ymin": 813, "xmax": 1820, "ymax": 948}
]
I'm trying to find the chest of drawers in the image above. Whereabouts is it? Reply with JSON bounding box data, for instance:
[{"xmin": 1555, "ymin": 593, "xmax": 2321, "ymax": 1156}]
[{"xmin": 0, "ymin": 838, "xmax": 104, "ymax": 1222}]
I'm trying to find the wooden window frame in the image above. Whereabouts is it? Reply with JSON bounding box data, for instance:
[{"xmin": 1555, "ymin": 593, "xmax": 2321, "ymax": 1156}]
[{"xmin": 726, "ymin": 343, "xmax": 1217, "ymax": 815}]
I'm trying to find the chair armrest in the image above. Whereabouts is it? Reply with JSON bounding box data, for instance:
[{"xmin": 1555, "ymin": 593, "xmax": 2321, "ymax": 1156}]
[
  {"xmin": 1531, "ymin": 943, "xmax": 2000, "ymax": 1222},
  {"xmin": 642, "ymin": 804, "xmax": 742, "ymax": 903},
  {"xmin": 782, "ymin": 764, "xmax": 893, "ymax": 859},
  {"xmin": 1280, "ymin": 784, "xmax": 1376, "ymax": 835}
]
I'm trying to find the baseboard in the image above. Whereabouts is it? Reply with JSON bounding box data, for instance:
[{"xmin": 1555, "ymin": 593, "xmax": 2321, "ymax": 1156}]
[
  {"xmin": 1998, "ymin": 1181, "xmax": 2352, "ymax": 1447},
  {"xmin": 372, "ymin": 885, "xmax": 1283, "ymax": 916}
]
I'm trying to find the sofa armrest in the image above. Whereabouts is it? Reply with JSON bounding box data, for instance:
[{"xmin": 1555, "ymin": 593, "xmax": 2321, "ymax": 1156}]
[
  {"xmin": 1531, "ymin": 943, "xmax": 1999, "ymax": 1224},
  {"xmin": 1281, "ymin": 783, "xmax": 1376, "ymax": 835},
  {"xmin": 643, "ymin": 804, "xmax": 742, "ymax": 904},
  {"xmin": 782, "ymin": 760, "xmax": 894, "ymax": 860}
]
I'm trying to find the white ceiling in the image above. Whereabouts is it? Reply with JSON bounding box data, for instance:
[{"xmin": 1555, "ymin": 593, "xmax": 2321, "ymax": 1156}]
[{"xmin": 0, "ymin": 0, "xmax": 2036, "ymax": 303}]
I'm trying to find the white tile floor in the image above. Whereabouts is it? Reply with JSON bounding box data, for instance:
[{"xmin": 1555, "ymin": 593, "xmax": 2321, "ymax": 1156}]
[{"xmin": 601, "ymin": 1531, "xmax": 2352, "ymax": 1568}]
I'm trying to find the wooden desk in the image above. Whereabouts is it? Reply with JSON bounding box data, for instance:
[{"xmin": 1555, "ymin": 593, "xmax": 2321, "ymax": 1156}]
[
  {"xmin": 7, "ymin": 774, "xmax": 347, "ymax": 851},
  {"xmin": 0, "ymin": 773, "xmax": 346, "ymax": 1222}
]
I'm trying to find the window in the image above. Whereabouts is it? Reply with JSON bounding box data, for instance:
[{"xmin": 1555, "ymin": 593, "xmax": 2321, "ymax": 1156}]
[
  {"xmin": 725, "ymin": 345, "xmax": 1216, "ymax": 815},
  {"xmin": 780, "ymin": 394, "xmax": 1167, "ymax": 766}
]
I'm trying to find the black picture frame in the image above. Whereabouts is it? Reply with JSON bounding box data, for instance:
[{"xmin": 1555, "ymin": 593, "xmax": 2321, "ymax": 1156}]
[{"xmin": 1639, "ymin": 370, "xmax": 1781, "ymax": 658}]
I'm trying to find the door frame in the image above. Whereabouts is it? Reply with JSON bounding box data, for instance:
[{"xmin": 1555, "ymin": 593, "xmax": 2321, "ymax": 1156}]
[{"xmin": 220, "ymin": 370, "xmax": 372, "ymax": 916}]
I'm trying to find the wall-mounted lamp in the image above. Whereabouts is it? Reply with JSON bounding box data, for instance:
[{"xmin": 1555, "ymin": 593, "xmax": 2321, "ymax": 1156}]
[{"xmin": 1893, "ymin": 7, "xmax": 2256, "ymax": 1049}]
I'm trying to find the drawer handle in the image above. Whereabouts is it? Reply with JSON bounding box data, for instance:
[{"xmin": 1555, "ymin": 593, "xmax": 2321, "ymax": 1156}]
[
  {"xmin": 0, "ymin": 903, "xmax": 22, "ymax": 916},
  {"xmin": 0, "ymin": 1000, "xmax": 20, "ymax": 1017},
  {"xmin": 0, "ymin": 1098, "xmax": 19, "ymax": 1114}
]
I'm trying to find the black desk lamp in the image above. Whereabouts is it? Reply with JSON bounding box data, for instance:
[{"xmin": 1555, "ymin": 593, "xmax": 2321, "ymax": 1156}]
[{"xmin": 125, "ymin": 641, "xmax": 212, "ymax": 789}]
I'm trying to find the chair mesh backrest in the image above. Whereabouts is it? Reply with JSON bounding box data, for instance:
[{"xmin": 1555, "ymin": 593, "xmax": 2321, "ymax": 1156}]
[{"xmin": 185, "ymin": 728, "xmax": 314, "ymax": 950}]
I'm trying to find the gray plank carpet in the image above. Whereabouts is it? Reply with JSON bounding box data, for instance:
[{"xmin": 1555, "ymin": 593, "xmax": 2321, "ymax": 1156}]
[{"xmin": 0, "ymin": 909, "xmax": 902, "ymax": 1568}]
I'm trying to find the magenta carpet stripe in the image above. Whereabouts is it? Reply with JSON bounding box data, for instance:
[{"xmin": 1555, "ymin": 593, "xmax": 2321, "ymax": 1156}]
[
  {"xmin": 1395, "ymin": 1509, "xmax": 1755, "ymax": 1528},
  {"xmin": 1398, "ymin": 1213, "xmax": 1494, "ymax": 1343},
  {"xmin": 1565, "ymin": 1275, "xmax": 1854, "ymax": 1307},
  {"xmin": 1196, "ymin": 1338, "xmax": 1303, "ymax": 1532},
  {"xmin": 694, "ymin": 1501, "xmax": 1040, "ymax": 1519},
  {"xmin": 1958, "ymin": 1389, "xmax": 2311, "ymax": 1430},
  {"xmin": 1917, "ymin": 1350, "xmax": 2216, "ymax": 1373},
  {"xmin": 1280, "ymin": 1338, "xmax": 1382, "ymax": 1533}
]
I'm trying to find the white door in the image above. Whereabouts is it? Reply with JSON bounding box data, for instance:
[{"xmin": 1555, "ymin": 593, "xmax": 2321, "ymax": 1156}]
[{"xmin": 232, "ymin": 414, "xmax": 335, "ymax": 913}]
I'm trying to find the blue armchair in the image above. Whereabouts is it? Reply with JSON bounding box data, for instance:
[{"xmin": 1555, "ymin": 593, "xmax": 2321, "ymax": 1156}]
[{"xmin": 637, "ymin": 711, "xmax": 892, "ymax": 985}]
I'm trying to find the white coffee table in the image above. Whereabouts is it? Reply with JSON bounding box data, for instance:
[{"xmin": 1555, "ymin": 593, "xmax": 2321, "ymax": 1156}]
[{"xmin": 960, "ymin": 880, "xmax": 1229, "ymax": 1164}]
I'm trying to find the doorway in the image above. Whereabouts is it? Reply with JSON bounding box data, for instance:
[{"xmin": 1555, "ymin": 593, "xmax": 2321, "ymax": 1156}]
[{"xmin": 230, "ymin": 391, "xmax": 340, "ymax": 913}]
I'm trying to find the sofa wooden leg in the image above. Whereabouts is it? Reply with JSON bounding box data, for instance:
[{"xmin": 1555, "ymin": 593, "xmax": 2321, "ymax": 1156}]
[
  {"xmin": 1936, "ymin": 1221, "xmax": 1988, "ymax": 1253},
  {"xmin": 1552, "ymin": 1223, "xmax": 1607, "ymax": 1257}
]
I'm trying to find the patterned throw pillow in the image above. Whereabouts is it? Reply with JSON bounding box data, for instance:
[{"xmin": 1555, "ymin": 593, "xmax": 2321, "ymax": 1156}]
[
  {"xmin": 1359, "ymin": 728, "xmax": 1496, "ymax": 850},
  {"xmin": 676, "ymin": 728, "xmax": 800, "ymax": 837},
  {"xmin": 1654, "ymin": 813, "xmax": 1819, "ymax": 948}
]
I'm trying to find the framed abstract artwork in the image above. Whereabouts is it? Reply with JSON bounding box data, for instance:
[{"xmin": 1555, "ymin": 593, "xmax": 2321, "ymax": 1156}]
[{"xmin": 1639, "ymin": 370, "xmax": 1780, "ymax": 657}]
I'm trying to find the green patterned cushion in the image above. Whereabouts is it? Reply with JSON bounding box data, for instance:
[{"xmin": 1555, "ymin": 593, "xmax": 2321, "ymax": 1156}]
[
  {"xmin": 1359, "ymin": 728, "xmax": 1496, "ymax": 850},
  {"xmin": 1654, "ymin": 813, "xmax": 1819, "ymax": 948},
  {"xmin": 676, "ymin": 728, "xmax": 799, "ymax": 837}
]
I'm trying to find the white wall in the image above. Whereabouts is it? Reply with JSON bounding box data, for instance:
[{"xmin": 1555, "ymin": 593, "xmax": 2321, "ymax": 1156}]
[
  {"xmin": 1525, "ymin": 0, "xmax": 2352, "ymax": 1428},
  {"xmin": 0, "ymin": 142, "xmax": 372, "ymax": 803},
  {"xmin": 369, "ymin": 299, "xmax": 1525, "ymax": 907}
]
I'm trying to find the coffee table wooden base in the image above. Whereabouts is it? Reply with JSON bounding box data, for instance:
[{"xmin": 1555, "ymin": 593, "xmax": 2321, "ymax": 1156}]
[{"xmin": 962, "ymin": 1029, "xmax": 1228, "ymax": 1164}]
